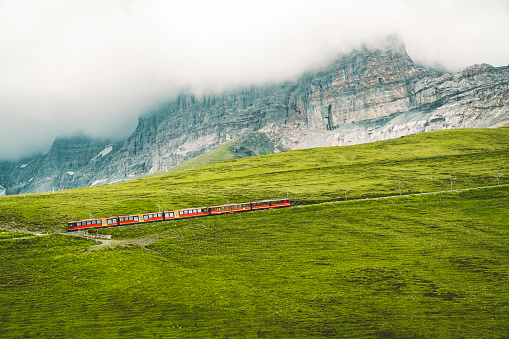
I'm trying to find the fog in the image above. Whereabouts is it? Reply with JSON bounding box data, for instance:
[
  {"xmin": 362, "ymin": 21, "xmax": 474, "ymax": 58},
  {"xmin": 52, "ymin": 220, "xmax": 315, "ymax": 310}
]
[{"xmin": 1, "ymin": 0, "xmax": 508, "ymax": 161}]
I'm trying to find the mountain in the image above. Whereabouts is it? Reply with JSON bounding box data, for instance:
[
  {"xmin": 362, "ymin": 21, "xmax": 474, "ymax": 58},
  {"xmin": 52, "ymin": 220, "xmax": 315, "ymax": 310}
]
[{"xmin": 1, "ymin": 40, "xmax": 508, "ymax": 195}]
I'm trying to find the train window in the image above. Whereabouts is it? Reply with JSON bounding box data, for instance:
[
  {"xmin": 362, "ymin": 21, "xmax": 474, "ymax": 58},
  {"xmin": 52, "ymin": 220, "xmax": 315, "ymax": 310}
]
[
  {"xmin": 158, "ymin": 213, "xmax": 162, "ymax": 217},
  {"xmin": 134, "ymin": 216, "xmax": 139, "ymax": 221},
  {"xmin": 107, "ymin": 220, "xmax": 111, "ymax": 224},
  {"xmin": 170, "ymin": 212, "xmax": 174, "ymax": 217},
  {"xmin": 193, "ymin": 209, "xmax": 197, "ymax": 213},
  {"xmin": 144, "ymin": 215, "xmax": 148, "ymax": 220},
  {"xmin": 77, "ymin": 222, "xmax": 81, "ymax": 226},
  {"xmin": 87, "ymin": 221, "xmax": 91, "ymax": 225}
]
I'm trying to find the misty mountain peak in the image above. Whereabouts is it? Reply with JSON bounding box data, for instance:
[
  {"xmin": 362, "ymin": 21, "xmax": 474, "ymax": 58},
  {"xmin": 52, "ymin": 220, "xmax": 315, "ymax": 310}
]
[{"xmin": 1, "ymin": 43, "xmax": 507, "ymax": 195}]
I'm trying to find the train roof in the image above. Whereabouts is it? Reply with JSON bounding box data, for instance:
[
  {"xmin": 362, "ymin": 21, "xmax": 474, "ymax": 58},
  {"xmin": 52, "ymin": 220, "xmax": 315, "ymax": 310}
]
[
  {"xmin": 68, "ymin": 218, "xmax": 100, "ymax": 223},
  {"xmin": 251, "ymin": 198, "xmax": 290, "ymax": 203}
]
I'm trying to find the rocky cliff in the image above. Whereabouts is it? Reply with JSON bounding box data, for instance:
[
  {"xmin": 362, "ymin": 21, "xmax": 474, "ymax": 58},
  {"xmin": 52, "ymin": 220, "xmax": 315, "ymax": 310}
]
[{"xmin": 1, "ymin": 41, "xmax": 508, "ymax": 195}]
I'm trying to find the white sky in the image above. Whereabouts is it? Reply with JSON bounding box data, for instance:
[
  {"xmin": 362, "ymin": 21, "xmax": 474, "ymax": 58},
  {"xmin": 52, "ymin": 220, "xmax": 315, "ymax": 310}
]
[{"xmin": 0, "ymin": 0, "xmax": 508, "ymax": 161}]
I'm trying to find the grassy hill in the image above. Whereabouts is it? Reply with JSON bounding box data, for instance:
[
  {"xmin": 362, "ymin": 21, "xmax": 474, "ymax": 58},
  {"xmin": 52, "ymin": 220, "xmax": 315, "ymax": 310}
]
[
  {"xmin": 0, "ymin": 127, "xmax": 508, "ymax": 233},
  {"xmin": 1, "ymin": 128, "xmax": 509, "ymax": 338},
  {"xmin": 1, "ymin": 186, "xmax": 508, "ymax": 338}
]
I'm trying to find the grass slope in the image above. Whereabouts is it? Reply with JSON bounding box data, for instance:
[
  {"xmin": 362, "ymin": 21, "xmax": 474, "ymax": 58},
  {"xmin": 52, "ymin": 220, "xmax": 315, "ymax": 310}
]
[
  {"xmin": 141, "ymin": 142, "xmax": 237, "ymax": 178},
  {"xmin": 1, "ymin": 186, "xmax": 508, "ymax": 338},
  {"xmin": 142, "ymin": 132, "xmax": 278, "ymax": 179},
  {"xmin": 1, "ymin": 128, "xmax": 508, "ymax": 233}
]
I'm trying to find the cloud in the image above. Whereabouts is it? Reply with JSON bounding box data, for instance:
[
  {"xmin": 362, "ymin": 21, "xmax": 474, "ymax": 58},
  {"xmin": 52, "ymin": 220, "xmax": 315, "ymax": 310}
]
[{"xmin": 0, "ymin": 0, "xmax": 508, "ymax": 160}]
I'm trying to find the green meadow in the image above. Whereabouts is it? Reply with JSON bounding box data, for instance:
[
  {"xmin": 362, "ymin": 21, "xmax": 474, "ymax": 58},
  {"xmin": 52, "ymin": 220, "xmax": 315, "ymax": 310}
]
[
  {"xmin": 0, "ymin": 128, "xmax": 509, "ymax": 338},
  {"xmin": 1, "ymin": 187, "xmax": 508, "ymax": 338}
]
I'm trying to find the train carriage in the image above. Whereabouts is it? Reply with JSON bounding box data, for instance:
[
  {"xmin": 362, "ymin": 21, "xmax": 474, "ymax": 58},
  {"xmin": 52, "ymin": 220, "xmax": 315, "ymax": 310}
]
[
  {"xmin": 140, "ymin": 212, "xmax": 164, "ymax": 223},
  {"xmin": 251, "ymin": 198, "xmax": 290, "ymax": 210},
  {"xmin": 210, "ymin": 203, "xmax": 251, "ymax": 215},
  {"xmin": 165, "ymin": 207, "xmax": 209, "ymax": 220},
  {"xmin": 118, "ymin": 214, "xmax": 142, "ymax": 226},
  {"xmin": 68, "ymin": 217, "xmax": 118, "ymax": 231}
]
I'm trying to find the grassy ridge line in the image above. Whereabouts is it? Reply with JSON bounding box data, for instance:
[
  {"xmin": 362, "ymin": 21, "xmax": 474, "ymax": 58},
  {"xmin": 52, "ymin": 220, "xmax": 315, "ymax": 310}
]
[
  {"xmin": 241, "ymin": 150, "xmax": 509, "ymax": 180},
  {"xmin": 0, "ymin": 128, "xmax": 508, "ymax": 232},
  {"xmin": 1, "ymin": 186, "xmax": 508, "ymax": 337},
  {"xmin": 141, "ymin": 127, "xmax": 509, "ymax": 182},
  {"xmin": 138, "ymin": 141, "xmax": 236, "ymax": 179}
]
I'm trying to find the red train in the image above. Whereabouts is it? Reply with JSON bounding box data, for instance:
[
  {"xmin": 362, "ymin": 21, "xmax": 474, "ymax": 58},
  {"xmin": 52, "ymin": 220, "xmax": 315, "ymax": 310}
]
[{"xmin": 67, "ymin": 198, "xmax": 291, "ymax": 231}]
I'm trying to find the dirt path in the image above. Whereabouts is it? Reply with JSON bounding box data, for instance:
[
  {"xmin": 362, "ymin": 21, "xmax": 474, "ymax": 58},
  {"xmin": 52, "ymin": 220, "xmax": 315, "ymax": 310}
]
[{"xmin": 85, "ymin": 236, "xmax": 162, "ymax": 252}]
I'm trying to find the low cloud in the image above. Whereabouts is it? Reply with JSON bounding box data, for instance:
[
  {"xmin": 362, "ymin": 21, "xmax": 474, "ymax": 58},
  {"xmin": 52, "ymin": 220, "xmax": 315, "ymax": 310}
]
[{"xmin": 1, "ymin": 0, "xmax": 508, "ymax": 160}]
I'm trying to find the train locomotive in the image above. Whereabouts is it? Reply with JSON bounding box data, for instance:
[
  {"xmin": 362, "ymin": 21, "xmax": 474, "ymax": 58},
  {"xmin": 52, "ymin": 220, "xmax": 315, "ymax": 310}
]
[{"xmin": 67, "ymin": 198, "xmax": 291, "ymax": 231}]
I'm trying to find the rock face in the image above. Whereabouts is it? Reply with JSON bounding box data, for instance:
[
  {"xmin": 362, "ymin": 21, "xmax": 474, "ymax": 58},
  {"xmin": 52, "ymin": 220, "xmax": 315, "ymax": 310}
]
[
  {"xmin": 0, "ymin": 136, "xmax": 120, "ymax": 195},
  {"xmin": 1, "ymin": 40, "xmax": 508, "ymax": 195}
]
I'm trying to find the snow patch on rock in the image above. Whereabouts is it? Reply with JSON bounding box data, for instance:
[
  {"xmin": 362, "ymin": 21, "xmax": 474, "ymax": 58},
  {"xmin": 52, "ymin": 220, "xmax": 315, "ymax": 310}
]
[{"xmin": 91, "ymin": 146, "xmax": 113, "ymax": 161}]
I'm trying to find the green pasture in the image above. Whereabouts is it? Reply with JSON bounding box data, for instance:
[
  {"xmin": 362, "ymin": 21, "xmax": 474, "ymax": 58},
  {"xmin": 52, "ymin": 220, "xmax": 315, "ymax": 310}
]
[
  {"xmin": 0, "ymin": 128, "xmax": 508, "ymax": 233},
  {"xmin": 0, "ymin": 186, "xmax": 508, "ymax": 338},
  {"xmin": 0, "ymin": 229, "xmax": 33, "ymax": 240}
]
